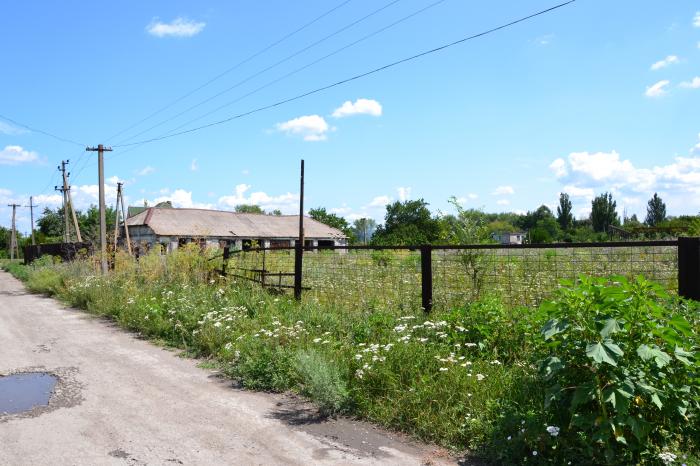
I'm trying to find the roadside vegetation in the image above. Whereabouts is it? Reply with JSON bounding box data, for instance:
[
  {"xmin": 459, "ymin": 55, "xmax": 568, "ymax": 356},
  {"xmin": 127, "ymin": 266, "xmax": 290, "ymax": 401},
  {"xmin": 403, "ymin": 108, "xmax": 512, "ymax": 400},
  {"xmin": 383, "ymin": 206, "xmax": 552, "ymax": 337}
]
[{"xmin": 2, "ymin": 249, "xmax": 698, "ymax": 465}]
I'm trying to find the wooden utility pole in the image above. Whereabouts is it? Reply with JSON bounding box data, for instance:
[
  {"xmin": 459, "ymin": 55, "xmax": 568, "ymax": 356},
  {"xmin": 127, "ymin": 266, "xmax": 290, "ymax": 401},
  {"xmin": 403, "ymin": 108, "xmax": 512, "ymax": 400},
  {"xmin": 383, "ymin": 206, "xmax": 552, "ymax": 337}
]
[
  {"xmin": 113, "ymin": 182, "xmax": 132, "ymax": 255},
  {"xmin": 7, "ymin": 203, "xmax": 20, "ymax": 260},
  {"xmin": 26, "ymin": 196, "xmax": 37, "ymax": 246},
  {"xmin": 294, "ymin": 159, "xmax": 304, "ymax": 300},
  {"xmin": 86, "ymin": 145, "xmax": 112, "ymax": 274}
]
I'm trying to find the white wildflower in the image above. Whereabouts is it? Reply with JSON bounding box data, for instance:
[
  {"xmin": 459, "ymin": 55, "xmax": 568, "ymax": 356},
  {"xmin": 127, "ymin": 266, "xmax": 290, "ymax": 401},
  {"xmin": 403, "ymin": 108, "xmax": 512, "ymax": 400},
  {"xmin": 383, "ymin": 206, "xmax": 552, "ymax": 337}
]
[{"xmin": 546, "ymin": 426, "xmax": 560, "ymax": 437}]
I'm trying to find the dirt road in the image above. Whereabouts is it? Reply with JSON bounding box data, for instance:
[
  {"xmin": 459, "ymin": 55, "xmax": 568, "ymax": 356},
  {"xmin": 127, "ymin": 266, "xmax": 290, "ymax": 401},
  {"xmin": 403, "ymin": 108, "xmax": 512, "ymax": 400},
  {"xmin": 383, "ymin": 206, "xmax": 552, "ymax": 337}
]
[{"xmin": 0, "ymin": 271, "xmax": 454, "ymax": 465}]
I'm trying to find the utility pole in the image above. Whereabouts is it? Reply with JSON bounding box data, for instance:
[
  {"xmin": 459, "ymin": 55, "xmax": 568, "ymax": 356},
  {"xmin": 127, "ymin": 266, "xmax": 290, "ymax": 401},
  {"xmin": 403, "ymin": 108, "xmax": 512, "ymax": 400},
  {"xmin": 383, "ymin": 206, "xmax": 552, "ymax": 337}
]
[
  {"xmin": 294, "ymin": 159, "xmax": 304, "ymax": 300},
  {"xmin": 65, "ymin": 165, "xmax": 82, "ymax": 243},
  {"xmin": 56, "ymin": 161, "xmax": 70, "ymax": 243},
  {"xmin": 86, "ymin": 145, "xmax": 112, "ymax": 274},
  {"xmin": 25, "ymin": 196, "xmax": 37, "ymax": 246},
  {"xmin": 7, "ymin": 203, "xmax": 20, "ymax": 260},
  {"xmin": 113, "ymin": 182, "xmax": 132, "ymax": 256}
]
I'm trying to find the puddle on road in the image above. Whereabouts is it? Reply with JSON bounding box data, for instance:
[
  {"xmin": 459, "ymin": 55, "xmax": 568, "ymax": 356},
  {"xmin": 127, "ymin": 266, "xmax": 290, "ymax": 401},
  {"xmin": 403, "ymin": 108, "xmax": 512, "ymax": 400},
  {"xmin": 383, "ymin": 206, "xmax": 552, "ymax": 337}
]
[{"xmin": 0, "ymin": 372, "xmax": 57, "ymax": 415}]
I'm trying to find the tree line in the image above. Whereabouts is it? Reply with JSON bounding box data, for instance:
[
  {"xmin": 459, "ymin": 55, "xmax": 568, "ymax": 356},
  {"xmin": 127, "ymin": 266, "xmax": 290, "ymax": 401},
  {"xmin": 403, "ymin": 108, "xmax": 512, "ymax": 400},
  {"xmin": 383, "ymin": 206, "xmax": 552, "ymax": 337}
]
[
  {"xmin": 310, "ymin": 191, "xmax": 698, "ymax": 245},
  {"xmin": 2, "ymin": 191, "xmax": 694, "ymax": 257}
]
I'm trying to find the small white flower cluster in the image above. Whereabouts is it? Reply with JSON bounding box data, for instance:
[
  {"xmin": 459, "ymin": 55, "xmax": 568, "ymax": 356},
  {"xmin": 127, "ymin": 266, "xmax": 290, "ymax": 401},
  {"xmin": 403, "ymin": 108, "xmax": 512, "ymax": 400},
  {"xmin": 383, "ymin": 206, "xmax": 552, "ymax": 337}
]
[
  {"xmin": 546, "ymin": 425, "xmax": 560, "ymax": 437},
  {"xmin": 658, "ymin": 452, "xmax": 677, "ymax": 465},
  {"xmin": 253, "ymin": 319, "xmax": 308, "ymax": 340}
]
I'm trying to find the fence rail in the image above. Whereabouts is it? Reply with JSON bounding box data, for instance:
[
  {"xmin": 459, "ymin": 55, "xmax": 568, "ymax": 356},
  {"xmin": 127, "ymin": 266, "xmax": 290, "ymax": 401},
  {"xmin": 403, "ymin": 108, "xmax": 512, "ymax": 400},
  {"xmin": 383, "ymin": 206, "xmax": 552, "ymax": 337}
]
[{"xmin": 216, "ymin": 238, "xmax": 698, "ymax": 311}]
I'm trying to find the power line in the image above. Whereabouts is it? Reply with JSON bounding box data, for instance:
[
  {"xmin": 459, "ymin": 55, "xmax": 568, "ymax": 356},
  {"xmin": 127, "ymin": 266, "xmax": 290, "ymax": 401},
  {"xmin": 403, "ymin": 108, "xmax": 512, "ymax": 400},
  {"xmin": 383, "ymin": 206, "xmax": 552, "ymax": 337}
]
[
  {"xmin": 143, "ymin": 0, "xmax": 449, "ymax": 141},
  {"xmin": 113, "ymin": 0, "xmax": 405, "ymax": 146},
  {"xmin": 103, "ymin": 0, "xmax": 355, "ymax": 144},
  {"xmin": 0, "ymin": 113, "xmax": 85, "ymax": 147},
  {"xmin": 113, "ymin": 0, "xmax": 575, "ymax": 149}
]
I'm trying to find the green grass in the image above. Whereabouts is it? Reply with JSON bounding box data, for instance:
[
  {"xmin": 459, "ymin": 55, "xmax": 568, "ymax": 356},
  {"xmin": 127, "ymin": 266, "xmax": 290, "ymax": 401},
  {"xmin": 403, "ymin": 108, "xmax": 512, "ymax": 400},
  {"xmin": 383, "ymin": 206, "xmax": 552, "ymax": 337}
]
[{"xmin": 2, "ymin": 247, "xmax": 697, "ymax": 465}]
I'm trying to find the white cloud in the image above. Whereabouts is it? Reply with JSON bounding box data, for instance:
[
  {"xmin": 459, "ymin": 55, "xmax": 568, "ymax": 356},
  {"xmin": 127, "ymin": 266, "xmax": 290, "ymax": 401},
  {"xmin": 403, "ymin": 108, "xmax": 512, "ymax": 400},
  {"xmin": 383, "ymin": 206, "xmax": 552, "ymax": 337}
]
[
  {"xmin": 691, "ymin": 133, "xmax": 700, "ymax": 155},
  {"xmin": 492, "ymin": 185, "xmax": 515, "ymax": 196},
  {"xmin": 650, "ymin": 55, "xmax": 679, "ymax": 71},
  {"xmin": 455, "ymin": 193, "xmax": 478, "ymax": 204},
  {"xmin": 0, "ymin": 121, "xmax": 27, "ymax": 135},
  {"xmin": 330, "ymin": 206, "xmax": 352, "ymax": 215},
  {"xmin": 368, "ymin": 195, "xmax": 391, "ymax": 207},
  {"xmin": 694, "ymin": 11, "xmax": 700, "ymax": 27},
  {"xmin": 645, "ymin": 80, "xmax": 670, "ymax": 98},
  {"xmin": 550, "ymin": 158, "xmax": 568, "ymax": 178},
  {"xmin": 680, "ymin": 77, "xmax": 700, "ymax": 89},
  {"xmin": 218, "ymin": 184, "xmax": 299, "ymax": 213},
  {"xmin": 562, "ymin": 184, "xmax": 594, "ymax": 199},
  {"xmin": 332, "ymin": 98, "xmax": 383, "ymax": 118},
  {"xmin": 152, "ymin": 189, "xmax": 213, "ymax": 209},
  {"xmin": 496, "ymin": 199, "xmax": 510, "ymax": 206},
  {"xmin": 534, "ymin": 34, "xmax": 554, "ymax": 46},
  {"xmin": 550, "ymin": 148, "xmax": 700, "ymax": 215},
  {"xmin": 397, "ymin": 187, "xmax": 411, "ymax": 201},
  {"xmin": 0, "ymin": 145, "xmax": 39, "ymax": 165},
  {"xmin": 146, "ymin": 17, "xmax": 206, "ymax": 38},
  {"xmin": 136, "ymin": 166, "xmax": 155, "ymax": 176},
  {"xmin": 276, "ymin": 115, "xmax": 330, "ymax": 141},
  {"xmin": 190, "ymin": 159, "xmax": 198, "ymax": 171}
]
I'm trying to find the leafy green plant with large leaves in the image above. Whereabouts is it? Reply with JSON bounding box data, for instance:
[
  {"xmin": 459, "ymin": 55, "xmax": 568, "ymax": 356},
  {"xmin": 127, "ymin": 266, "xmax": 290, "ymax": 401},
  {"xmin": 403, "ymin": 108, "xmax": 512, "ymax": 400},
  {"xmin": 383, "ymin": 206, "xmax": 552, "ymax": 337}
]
[{"xmin": 538, "ymin": 275, "xmax": 699, "ymax": 464}]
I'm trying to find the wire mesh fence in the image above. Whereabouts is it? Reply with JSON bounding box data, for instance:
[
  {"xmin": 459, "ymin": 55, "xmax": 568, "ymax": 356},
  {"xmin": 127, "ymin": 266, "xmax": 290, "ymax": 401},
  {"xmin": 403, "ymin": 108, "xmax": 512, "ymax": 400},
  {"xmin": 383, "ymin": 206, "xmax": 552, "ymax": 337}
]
[
  {"xmin": 225, "ymin": 240, "xmax": 682, "ymax": 311},
  {"xmin": 431, "ymin": 244, "xmax": 678, "ymax": 309}
]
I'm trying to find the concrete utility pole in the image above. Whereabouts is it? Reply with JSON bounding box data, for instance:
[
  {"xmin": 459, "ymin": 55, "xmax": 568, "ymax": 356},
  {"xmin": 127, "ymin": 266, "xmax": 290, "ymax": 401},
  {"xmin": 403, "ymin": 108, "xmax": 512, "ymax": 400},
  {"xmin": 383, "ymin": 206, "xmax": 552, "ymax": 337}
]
[
  {"xmin": 56, "ymin": 161, "xmax": 70, "ymax": 243},
  {"xmin": 26, "ymin": 196, "xmax": 37, "ymax": 246},
  {"xmin": 7, "ymin": 203, "xmax": 20, "ymax": 260},
  {"xmin": 56, "ymin": 160, "xmax": 82, "ymax": 243},
  {"xmin": 113, "ymin": 182, "xmax": 132, "ymax": 256},
  {"xmin": 86, "ymin": 145, "xmax": 112, "ymax": 274}
]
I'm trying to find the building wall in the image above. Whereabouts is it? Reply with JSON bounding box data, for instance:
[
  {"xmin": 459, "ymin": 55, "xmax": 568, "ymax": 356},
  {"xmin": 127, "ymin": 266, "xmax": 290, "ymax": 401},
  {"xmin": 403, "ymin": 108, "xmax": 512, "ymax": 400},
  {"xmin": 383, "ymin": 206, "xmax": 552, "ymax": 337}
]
[{"xmin": 124, "ymin": 225, "xmax": 346, "ymax": 253}]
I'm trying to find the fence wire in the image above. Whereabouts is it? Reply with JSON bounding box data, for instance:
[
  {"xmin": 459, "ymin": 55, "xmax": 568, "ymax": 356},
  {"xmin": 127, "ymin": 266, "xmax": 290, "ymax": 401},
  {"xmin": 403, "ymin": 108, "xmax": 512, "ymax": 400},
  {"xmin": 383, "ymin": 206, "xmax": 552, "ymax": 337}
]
[
  {"xmin": 226, "ymin": 243, "xmax": 679, "ymax": 311},
  {"xmin": 432, "ymin": 245, "xmax": 678, "ymax": 309}
]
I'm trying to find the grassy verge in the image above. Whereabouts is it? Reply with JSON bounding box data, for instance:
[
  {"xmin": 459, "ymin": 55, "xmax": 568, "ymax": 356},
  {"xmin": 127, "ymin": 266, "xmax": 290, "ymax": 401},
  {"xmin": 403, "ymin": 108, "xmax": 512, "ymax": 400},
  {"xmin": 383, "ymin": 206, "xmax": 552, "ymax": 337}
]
[{"xmin": 2, "ymin": 249, "xmax": 698, "ymax": 465}]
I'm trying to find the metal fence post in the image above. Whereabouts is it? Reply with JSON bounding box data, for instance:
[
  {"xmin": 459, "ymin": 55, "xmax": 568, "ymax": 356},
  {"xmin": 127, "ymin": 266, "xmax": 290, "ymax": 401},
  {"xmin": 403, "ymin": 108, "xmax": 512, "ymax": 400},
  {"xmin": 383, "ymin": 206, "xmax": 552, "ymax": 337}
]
[
  {"xmin": 294, "ymin": 241, "xmax": 303, "ymax": 300},
  {"xmin": 420, "ymin": 245, "xmax": 433, "ymax": 312},
  {"xmin": 221, "ymin": 245, "xmax": 230, "ymax": 277},
  {"xmin": 678, "ymin": 237, "xmax": 700, "ymax": 301}
]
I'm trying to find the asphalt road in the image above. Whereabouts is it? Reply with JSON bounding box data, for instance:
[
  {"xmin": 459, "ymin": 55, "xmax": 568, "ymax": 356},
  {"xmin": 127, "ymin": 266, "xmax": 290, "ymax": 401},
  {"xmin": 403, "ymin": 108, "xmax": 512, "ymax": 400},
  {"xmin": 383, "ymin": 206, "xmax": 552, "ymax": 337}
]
[{"xmin": 0, "ymin": 271, "xmax": 454, "ymax": 466}]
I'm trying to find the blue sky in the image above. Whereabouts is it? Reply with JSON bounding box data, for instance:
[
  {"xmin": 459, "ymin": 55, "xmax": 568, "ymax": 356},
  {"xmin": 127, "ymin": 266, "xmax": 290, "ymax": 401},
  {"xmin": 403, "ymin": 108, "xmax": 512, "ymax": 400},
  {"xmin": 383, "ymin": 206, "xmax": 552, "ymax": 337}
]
[{"xmin": 1, "ymin": 0, "xmax": 700, "ymax": 233}]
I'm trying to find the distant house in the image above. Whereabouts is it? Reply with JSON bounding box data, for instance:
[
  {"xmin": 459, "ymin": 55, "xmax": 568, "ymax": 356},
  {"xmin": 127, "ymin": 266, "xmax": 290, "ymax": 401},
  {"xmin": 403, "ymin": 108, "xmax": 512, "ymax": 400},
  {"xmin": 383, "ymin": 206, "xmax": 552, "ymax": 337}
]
[
  {"xmin": 491, "ymin": 231, "xmax": 527, "ymax": 245},
  {"xmin": 123, "ymin": 207, "xmax": 347, "ymax": 252}
]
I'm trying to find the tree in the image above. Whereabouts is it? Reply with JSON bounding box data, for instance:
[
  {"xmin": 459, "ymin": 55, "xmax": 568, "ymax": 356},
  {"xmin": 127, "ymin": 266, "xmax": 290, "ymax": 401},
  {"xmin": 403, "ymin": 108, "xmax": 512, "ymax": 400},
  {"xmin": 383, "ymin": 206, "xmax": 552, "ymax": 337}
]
[
  {"xmin": 308, "ymin": 207, "xmax": 355, "ymax": 241},
  {"xmin": 556, "ymin": 193, "xmax": 574, "ymax": 230},
  {"xmin": 352, "ymin": 218, "xmax": 376, "ymax": 244},
  {"xmin": 371, "ymin": 199, "xmax": 441, "ymax": 245},
  {"xmin": 235, "ymin": 204, "xmax": 265, "ymax": 214},
  {"xmin": 78, "ymin": 205, "xmax": 116, "ymax": 244},
  {"xmin": 37, "ymin": 207, "xmax": 64, "ymax": 237},
  {"xmin": 590, "ymin": 192, "xmax": 619, "ymax": 233},
  {"xmin": 645, "ymin": 193, "xmax": 667, "ymax": 226}
]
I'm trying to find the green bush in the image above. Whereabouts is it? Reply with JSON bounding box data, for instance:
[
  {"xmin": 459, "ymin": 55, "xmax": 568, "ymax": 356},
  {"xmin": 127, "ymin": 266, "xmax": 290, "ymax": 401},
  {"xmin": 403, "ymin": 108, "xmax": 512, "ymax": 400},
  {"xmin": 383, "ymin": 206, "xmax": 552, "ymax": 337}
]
[
  {"xmin": 536, "ymin": 276, "xmax": 699, "ymax": 464},
  {"xmin": 294, "ymin": 348, "xmax": 349, "ymax": 416}
]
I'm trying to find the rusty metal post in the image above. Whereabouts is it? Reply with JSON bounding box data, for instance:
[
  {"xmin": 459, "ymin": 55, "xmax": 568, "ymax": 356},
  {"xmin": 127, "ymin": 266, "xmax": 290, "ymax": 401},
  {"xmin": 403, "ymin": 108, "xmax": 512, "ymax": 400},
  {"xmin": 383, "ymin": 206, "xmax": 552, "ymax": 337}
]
[
  {"xmin": 420, "ymin": 245, "xmax": 433, "ymax": 312},
  {"xmin": 222, "ymin": 245, "xmax": 230, "ymax": 277},
  {"xmin": 678, "ymin": 237, "xmax": 700, "ymax": 301},
  {"xmin": 294, "ymin": 159, "xmax": 304, "ymax": 300}
]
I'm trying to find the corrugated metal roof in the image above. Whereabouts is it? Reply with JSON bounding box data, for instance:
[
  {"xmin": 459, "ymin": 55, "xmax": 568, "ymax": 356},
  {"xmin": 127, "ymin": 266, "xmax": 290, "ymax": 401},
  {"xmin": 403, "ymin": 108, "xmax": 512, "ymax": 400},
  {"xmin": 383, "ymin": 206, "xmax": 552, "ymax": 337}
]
[{"xmin": 125, "ymin": 208, "xmax": 346, "ymax": 239}]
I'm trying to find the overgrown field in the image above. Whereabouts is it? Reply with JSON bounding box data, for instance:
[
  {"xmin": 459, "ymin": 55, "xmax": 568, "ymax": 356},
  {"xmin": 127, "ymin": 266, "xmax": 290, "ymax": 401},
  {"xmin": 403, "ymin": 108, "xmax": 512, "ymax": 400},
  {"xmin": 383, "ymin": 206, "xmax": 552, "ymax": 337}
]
[{"xmin": 1, "ymin": 248, "xmax": 698, "ymax": 465}]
